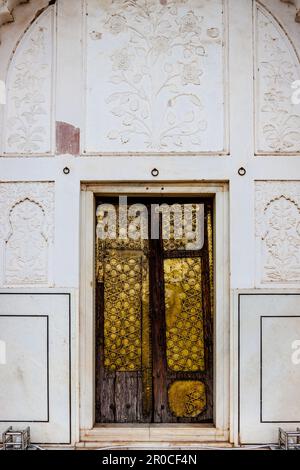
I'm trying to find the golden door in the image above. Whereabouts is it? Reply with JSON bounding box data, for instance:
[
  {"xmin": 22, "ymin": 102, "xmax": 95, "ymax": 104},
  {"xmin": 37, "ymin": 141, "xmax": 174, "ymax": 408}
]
[{"xmin": 95, "ymin": 197, "xmax": 214, "ymax": 423}]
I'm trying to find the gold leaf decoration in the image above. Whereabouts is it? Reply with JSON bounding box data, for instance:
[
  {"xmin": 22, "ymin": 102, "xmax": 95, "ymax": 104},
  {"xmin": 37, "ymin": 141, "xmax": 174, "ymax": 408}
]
[
  {"xmin": 168, "ymin": 381, "xmax": 206, "ymax": 418},
  {"xmin": 103, "ymin": 251, "xmax": 144, "ymax": 371},
  {"xmin": 164, "ymin": 258, "xmax": 205, "ymax": 372}
]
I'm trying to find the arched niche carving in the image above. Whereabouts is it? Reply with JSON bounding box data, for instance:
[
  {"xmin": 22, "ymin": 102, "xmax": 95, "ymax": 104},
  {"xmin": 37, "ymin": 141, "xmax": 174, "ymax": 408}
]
[
  {"xmin": 255, "ymin": 182, "xmax": 300, "ymax": 284},
  {"xmin": 0, "ymin": 182, "xmax": 55, "ymax": 286}
]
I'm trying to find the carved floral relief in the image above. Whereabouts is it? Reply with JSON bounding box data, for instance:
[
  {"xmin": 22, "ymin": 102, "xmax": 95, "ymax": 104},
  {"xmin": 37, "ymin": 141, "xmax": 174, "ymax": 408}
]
[
  {"xmin": 4, "ymin": 7, "xmax": 54, "ymax": 154},
  {"xmin": 0, "ymin": 182, "xmax": 54, "ymax": 286},
  {"xmin": 256, "ymin": 182, "xmax": 300, "ymax": 283},
  {"xmin": 255, "ymin": 5, "xmax": 300, "ymax": 153},
  {"xmin": 85, "ymin": 0, "xmax": 225, "ymax": 153}
]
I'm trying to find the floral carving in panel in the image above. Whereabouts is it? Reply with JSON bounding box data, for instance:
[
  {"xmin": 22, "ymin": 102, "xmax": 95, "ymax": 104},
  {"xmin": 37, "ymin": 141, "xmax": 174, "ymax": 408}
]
[
  {"xmin": 255, "ymin": 5, "xmax": 300, "ymax": 153},
  {"xmin": 255, "ymin": 182, "xmax": 300, "ymax": 283},
  {"xmin": 86, "ymin": 0, "xmax": 225, "ymax": 153},
  {"xmin": 4, "ymin": 7, "xmax": 54, "ymax": 154},
  {"xmin": 0, "ymin": 182, "xmax": 55, "ymax": 286}
]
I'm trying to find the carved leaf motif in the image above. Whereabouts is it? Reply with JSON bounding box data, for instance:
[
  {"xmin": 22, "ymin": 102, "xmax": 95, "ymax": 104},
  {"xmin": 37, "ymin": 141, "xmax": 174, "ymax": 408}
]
[
  {"xmin": 111, "ymin": 107, "xmax": 126, "ymax": 117},
  {"xmin": 256, "ymin": 6, "xmax": 300, "ymax": 153},
  {"xmin": 263, "ymin": 113, "xmax": 300, "ymax": 150},
  {"xmin": 189, "ymin": 95, "xmax": 202, "ymax": 108},
  {"xmin": 4, "ymin": 9, "xmax": 53, "ymax": 154}
]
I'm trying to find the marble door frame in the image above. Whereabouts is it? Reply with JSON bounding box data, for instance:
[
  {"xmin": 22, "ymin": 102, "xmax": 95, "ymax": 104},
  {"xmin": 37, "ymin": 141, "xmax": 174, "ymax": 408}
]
[{"xmin": 79, "ymin": 181, "xmax": 230, "ymax": 445}]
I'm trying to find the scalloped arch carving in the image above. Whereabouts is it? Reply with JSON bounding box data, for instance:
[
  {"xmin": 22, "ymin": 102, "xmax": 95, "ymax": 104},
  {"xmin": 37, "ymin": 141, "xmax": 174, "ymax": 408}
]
[
  {"xmin": 256, "ymin": 182, "xmax": 300, "ymax": 284},
  {"xmin": 0, "ymin": 182, "xmax": 55, "ymax": 286}
]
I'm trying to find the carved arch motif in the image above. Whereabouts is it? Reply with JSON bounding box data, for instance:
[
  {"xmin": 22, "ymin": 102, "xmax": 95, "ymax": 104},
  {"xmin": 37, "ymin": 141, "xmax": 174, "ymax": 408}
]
[
  {"xmin": 5, "ymin": 198, "xmax": 49, "ymax": 284},
  {"xmin": 0, "ymin": 182, "xmax": 54, "ymax": 286},
  {"xmin": 256, "ymin": 182, "xmax": 300, "ymax": 283}
]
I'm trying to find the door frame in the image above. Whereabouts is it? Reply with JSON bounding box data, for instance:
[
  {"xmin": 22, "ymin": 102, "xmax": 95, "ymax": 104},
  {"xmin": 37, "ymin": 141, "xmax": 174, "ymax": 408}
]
[{"xmin": 79, "ymin": 181, "xmax": 230, "ymax": 444}]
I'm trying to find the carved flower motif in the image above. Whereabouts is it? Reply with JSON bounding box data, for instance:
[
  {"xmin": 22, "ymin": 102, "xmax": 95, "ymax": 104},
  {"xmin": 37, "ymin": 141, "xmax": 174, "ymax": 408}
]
[
  {"xmin": 181, "ymin": 61, "xmax": 202, "ymax": 86},
  {"xmin": 111, "ymin": 48, "xmax": 132, "ymax": 71},
  {"xmin": 104, "ymin": 1, "xmax": 211, "ymax": 151},
  {"xmin": 179, "ymin": 11, "xmax": 201, "ymax": 34},
  {"xmin": 151, "ymin": 36, "xmax": 170, "ymax": 55},
  {"xmin": 105, "ymin": 14, "xmax": 127, "ymax": 35},
  {"xmin": 13, "ymin": 72, "xmax": 39, "ymax": 92}
]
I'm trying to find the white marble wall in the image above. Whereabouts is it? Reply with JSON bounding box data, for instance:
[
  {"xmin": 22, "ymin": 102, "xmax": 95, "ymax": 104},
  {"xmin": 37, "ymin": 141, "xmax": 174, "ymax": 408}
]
[
  {"xmin": 0, "ymin": 293, "xmax": 71, "ymax": 444},
  {"xmin": 239, "ymin": 294, "xmax": 300, "ymax": 444},
  {"xmin": 0, "ymin": 0, "xmax": 299, "ymax": 446}
]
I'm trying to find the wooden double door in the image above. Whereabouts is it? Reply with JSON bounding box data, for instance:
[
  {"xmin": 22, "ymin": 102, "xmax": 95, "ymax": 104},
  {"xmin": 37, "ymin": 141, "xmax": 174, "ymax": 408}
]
[{"xmin": 95, "ymin": 197, "xmax": 214, "ymax": 424}]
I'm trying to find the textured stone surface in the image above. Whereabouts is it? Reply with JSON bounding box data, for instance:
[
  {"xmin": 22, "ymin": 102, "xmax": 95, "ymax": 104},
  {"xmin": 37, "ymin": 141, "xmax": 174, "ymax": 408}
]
[
  {"xmin": 281, "ymin": 0, "xmax": 300, "ymax": 22},
  {"xmin": 0, "ymin": 0, "xmax": 29, "ymax": 27}
]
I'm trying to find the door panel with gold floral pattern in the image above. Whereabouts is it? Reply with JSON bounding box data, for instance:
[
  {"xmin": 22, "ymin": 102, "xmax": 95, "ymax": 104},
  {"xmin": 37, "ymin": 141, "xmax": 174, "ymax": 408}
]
[{"xmin": 95, "ymin": 198, "xmax": 213, "ymax": 423}]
